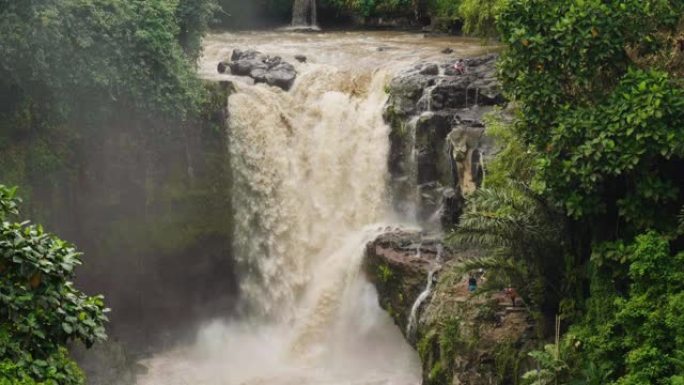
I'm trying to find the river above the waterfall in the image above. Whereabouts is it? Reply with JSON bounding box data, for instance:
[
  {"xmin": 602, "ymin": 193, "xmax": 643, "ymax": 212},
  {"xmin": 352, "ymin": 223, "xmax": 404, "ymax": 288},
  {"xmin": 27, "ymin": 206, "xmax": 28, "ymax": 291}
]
[
  {"xmin": 136, "ymin": 31, "xmax": 494, "ymax": 385},
  {"xmin": 199, "ymin": 30, "xmax": 496, "ymax": 81}
]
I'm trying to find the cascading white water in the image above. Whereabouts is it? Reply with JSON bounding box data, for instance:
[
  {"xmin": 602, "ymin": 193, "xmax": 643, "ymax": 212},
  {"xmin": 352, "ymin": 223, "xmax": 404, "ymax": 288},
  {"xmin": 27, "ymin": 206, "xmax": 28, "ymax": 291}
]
[
  {"xmin": 138, "ymin": 31, "xmax": 493, "ymax": 385},
  {"xmin": 292, "ymin": 0, "xmax": 317, "ymax": 27},
  {"xmin": 406, "ymin": 269, "xmax": 436, "ymax": 339},
  {"xmin": 405, "ymin": 244, "xmax": 442, "ymax": 340}
]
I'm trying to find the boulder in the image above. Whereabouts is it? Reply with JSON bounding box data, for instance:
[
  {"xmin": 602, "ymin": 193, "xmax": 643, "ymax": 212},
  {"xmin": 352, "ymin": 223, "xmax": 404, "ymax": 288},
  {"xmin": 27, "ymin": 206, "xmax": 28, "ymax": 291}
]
[
  {"xmin": 220, "ymin": 49, "xmax": 298, "ymax": 91},
  {"xmin": 265, "ymin": 62, "xmax": 297, "ymax": 91},
  {"xmin": 249, "ymin": 68, "xmax": 268, "ymax": 84},
  {"xmin": 227, "ymin": 59, "xmax": 267, "ymax": 76},
  {"xmin": 420, "ymin": 63, "xmax": 440, "ymax": 76},
  {"xmin": 264, "ymin": 56, "xmax": 282, "ymax": 69},
  {"xmin": 231, "ymin": 49, "xmax": 265, "ymax": 62},
  {"xmin": 294, "ymin": 54, "xmax": 307, "ymax": 63},
  {"xmin": 217, "ymin": 61, "xmax": 230, "ymax": 74}
]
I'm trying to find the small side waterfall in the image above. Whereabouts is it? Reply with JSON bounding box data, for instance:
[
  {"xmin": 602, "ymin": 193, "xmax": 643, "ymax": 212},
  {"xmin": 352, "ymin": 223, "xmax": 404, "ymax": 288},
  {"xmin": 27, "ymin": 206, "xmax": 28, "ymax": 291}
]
[
  {"xmin": 406, "ymin": 269, "xmax": 435, "ymax": 340},
  {"xmin": 292, "ymin": 0, "xmax": 317, "ymax": 27},
  {"xmin": 406, "ymin": 244, "xmax": 442, "ymax": 340}
]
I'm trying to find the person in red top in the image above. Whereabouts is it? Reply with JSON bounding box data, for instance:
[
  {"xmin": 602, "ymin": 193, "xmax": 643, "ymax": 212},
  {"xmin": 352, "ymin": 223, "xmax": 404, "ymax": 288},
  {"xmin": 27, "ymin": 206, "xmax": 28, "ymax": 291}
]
[{"xmin": 504, "ymin": 287, "xmax": 518, "ymax": 307}]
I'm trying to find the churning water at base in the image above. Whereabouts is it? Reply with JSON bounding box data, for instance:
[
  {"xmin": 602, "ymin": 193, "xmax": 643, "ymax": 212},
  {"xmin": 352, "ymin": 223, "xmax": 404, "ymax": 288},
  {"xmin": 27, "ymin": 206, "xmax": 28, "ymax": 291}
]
[
  {"xmin": 137, "ymin": 31, "xmax": 492, "ymax": 385},
  {"xmin": 138, "ymin": 229, "xmax": 419, "ymax": 385}
]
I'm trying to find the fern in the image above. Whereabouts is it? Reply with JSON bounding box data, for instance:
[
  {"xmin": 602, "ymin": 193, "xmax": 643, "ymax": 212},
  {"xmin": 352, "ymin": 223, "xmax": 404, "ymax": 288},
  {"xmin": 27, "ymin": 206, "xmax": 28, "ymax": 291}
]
[{"xmin": 447, "ymin": 183, "xmax": 567, "ymax": 310}]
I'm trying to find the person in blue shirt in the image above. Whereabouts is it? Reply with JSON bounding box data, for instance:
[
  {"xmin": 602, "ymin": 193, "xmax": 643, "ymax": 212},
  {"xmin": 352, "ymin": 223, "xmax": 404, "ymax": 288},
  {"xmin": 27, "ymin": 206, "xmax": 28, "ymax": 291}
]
[{"xmin": 468, "ymin": 275, "xmax": 478, "ymax": 293}]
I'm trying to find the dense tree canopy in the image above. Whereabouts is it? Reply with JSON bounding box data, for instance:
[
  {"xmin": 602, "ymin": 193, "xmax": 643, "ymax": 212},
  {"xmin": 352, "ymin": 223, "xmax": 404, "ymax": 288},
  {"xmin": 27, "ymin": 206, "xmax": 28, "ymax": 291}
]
[
  {"xmin": 498, "ymin": 0, "xmax": 684, "ymax": 231},
  {"xmin": 215, "ymin": 0, "xmax": 504, "ymax": 35},
  {"xmin": 488, "ymin": 0, "xmax": 684, "ymax": 383},
  {"xmin": 0, "ymin": 0, "xmax": 216, "ymax": 122},
  {"xmin": 0, "ymin": 1, "xmax": 219, "ymax": 383}
]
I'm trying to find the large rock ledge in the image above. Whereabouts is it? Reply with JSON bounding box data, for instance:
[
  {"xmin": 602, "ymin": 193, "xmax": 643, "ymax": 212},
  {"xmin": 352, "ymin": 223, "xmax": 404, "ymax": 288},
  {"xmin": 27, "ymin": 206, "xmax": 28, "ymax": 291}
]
[
  {"xmin": 364, "ymin": 230, "xmax": 535, "ymax": 385},
  {"xmin": 364, "ymin": 230, "xmax": 444, "ymax": 333}
]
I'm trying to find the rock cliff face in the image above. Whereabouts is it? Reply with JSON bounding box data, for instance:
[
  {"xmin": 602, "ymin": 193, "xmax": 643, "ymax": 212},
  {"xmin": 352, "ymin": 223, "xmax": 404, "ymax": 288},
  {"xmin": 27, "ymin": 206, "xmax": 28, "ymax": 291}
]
[
  {"xmin": 385, "ymin": 54, "xmax": 504, "ymax": 229},
  {"xmin": 365, "ymin": 232, "xmax": 535, "ymax": 385},
  {"xmin": 368, "ymin": 54, "xmax": 534, "ymax": 385}
]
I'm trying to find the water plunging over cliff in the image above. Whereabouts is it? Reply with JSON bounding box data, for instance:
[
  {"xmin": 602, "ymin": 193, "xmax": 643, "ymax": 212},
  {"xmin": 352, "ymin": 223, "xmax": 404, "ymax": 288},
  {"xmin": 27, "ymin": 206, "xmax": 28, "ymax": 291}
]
[
  {"xmin": 292, "ymin": 0, "xmax": 317, "ymax": 27},
  {"xmin": 138, "ymin": 31, "xmax": 492, "ymax": 385}
]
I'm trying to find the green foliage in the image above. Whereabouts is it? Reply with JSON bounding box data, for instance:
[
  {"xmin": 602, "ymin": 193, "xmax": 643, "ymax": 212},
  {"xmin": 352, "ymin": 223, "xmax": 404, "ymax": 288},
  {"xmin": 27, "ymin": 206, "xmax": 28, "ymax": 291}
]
[
  {"xmin": 438, "ymin": 317, "xmax": 462, "ymax": 364},
  {"xmin": 493, "ymin": 2, "xmax": 684, "ymax": 383},
  {"xmin": 323, "ymin": 0, "xmax": 415, "ymax": 17},
  {"xmin": 448, "ymin": 184, "xmax": 568, "ymax": 312},
  {"xmin": 0, "ymin": 347, "xmax": 84, "ymax": 385},
  {"xmin": 0, "ymin": 0, "xmax": 215, "ymax": 122},
  {"xmin": 566, "ymin": 232, "xmax": 684, "ymax": 384},
  {"xmin": 498, "ymin": 0, "xmax": 684, "ymax": 231},
  {"xmin": 494, "ymin": 340, "xmax": 526, "ymax": 384},
  {"xmin": 417, "ymin": 328, "xmax": 437, "ymax": 360},
  {"xmin": 428, "ymin": 361, "xmax": 448, "ymax": 384},
  {"xmin": 482, "ymin": 110, "xmax": 536, "ymax": 188},
  {"xmin": 521, "ymin": 344, "xmax": 568, "ymax": 385},
  {"xmin": 217, "ymin": 0, "xmax": 293, "ymax": 27},
  {"xmin": 428, "ymin": 0, "xmax": 461, "ymax": 21},
  {"xmin": 416, "ymin": 324, "xmax": 455, "ymax": 385},
  {"xmin": 377, "ymin": 263, "xmax": 394, "ymax": 283},
  {"xmin": 459, "ymin": 0, "xmax": 506, "ymax": 37},
  {"xmin": 0, "ymin": 186, "xmax": 19, "ymax": 219},
  {"xmin": 176, "ymin": 0, "xmax": 220, "ymax": 60},
  {"xmin": 0, "ymin": 185, "xmax": 107, "ymax": 384}
]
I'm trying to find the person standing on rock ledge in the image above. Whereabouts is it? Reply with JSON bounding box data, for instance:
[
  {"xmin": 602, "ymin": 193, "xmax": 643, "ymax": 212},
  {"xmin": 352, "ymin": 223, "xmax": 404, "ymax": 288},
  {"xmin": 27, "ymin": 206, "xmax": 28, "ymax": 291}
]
[
  {"xmin": 468, "ymin": 275, "xmax": 478, "ymax": 293},
  {"xmin": 504, "ymin": 287, "xmax": 519, "ymax": 307}
]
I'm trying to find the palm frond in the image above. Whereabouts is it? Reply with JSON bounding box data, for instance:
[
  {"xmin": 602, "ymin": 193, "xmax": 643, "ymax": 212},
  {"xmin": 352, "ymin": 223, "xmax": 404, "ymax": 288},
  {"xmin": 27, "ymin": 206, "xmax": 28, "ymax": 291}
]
[{"xmin": 446, "ymin": 182, "xmax": 568, "ymax": 309}]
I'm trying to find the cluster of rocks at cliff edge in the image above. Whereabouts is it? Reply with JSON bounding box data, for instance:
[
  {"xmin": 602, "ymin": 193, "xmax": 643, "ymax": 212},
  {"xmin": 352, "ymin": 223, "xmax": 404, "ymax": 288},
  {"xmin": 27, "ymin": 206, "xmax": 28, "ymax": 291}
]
[
  {"xmin": 217, "ymin": 49, "xmax": 297, "ymax": 91},
  {"xmin": 384, "ymin": 54, "xmax": 505, "ymax": 229}
]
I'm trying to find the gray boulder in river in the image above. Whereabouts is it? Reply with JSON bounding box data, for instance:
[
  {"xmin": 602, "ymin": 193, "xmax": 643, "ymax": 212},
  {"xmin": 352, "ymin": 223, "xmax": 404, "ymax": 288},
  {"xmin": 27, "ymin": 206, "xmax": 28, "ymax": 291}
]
[{"xmin": 218, "ymin": 49, "xmax": 297, "ymax": 91}]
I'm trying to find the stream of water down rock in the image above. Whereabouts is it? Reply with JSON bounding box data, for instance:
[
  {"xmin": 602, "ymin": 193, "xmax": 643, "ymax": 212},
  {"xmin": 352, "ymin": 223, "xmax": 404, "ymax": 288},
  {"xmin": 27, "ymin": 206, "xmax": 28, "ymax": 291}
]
[{"xmin": 136, "ymin": 31, "xmax": 490, "ymax": 385}]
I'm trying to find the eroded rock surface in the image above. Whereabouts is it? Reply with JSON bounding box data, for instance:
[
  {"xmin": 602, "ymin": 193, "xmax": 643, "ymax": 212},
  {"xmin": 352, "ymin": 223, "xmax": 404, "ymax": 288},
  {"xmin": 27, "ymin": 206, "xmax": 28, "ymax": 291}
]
[
  {"xmin": 364, "ymin": 230, "xmax": 445, "ymax": 333},
  {"xmin": 385, "ymin": 54, "xmax": 504, "ymax": 229}
]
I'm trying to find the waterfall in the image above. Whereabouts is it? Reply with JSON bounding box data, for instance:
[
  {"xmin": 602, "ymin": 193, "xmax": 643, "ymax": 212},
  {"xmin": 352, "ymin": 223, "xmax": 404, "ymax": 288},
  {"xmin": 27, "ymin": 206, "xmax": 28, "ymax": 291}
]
[
  {"xmin": 406, "ymin": 244, "xmax": 442, "ymax": 340},
  {"xmin": 292, "ymin": 0, "xmax": 317, "ymax": 27},
  {"xmin": 229, "ymin": 66, "xmax": 395, "ymax": 320},
  {"xmin": 405, "ymin": 269, "xmax": 436, "ymax": 339},
  {"xmin": 138, "ymin": 33, "xmax": 423, "ymax": 385},
  {"xmin": 480, "ymin": 150, "xmax": 486, "ymax": 189},
  {"xmin": 220, "ymin": 60, "xmax": 419, "ymax": 383},
  {"xmin": 137, "ymin": 30, "xmax": 492, "ymax": 385}
]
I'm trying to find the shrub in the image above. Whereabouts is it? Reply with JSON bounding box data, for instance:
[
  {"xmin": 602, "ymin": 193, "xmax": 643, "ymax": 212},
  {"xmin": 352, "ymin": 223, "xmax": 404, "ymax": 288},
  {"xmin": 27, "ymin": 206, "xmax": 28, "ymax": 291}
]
[{"xmin": 0, "ymin": 185, "xmax": 108, "ymax": 384}]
